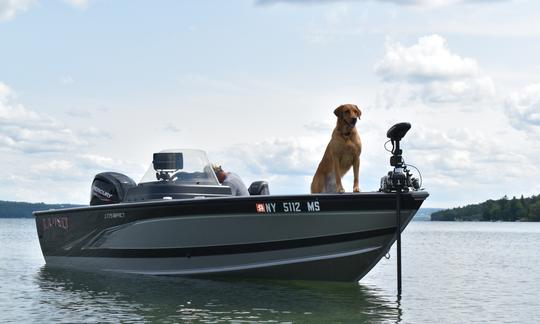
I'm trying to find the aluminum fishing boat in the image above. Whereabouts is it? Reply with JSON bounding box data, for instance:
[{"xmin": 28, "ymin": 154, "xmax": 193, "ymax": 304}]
[{"xmin": 34, "ymin": 124, "xmax": 428, "ymax": 282}]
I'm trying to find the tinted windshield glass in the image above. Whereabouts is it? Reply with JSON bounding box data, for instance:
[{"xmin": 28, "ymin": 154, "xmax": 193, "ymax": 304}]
[{"xmin": 139, "ymin": 149, "xmax": 219, "ymax": 185}]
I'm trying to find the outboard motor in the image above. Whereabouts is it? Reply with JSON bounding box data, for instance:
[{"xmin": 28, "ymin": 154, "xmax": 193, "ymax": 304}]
[
  {"xmin": 248, "ymin": 181, "xmax": 270, "ymax": 195},
  {"xmin": 90, "ymin": 172, "xmax": 137, "ymax": 205},
  {"xmin": 379, "ymin": 122, "xmax": 421, "ymax": 193}
]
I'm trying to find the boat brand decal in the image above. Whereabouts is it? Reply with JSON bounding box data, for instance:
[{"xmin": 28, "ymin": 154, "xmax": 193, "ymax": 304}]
[
  {"xmin": 256, "ymin": 201, "xmax": 320, "ymax": 213},
  {"xmin": 104, "ymin": 212, "xmax": 125, "ymax": 219},
  {"xmin": 92, "ymin": 185, "xmax": 113, "ymax": 200},
  {"xmin": 42, "ymin": 216, "xmax": 69, "ymax": 232}
]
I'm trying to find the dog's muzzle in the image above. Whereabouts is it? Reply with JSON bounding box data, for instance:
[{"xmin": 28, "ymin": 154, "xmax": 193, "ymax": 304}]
[{"xmin": 349, "ymin": 118, "xmax": 357, "ymax": 126}]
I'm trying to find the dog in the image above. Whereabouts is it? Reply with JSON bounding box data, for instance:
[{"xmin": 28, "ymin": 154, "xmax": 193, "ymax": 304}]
[{"xmin": 311, "ymin": 104, "xmax": 362, "ymax": 193}]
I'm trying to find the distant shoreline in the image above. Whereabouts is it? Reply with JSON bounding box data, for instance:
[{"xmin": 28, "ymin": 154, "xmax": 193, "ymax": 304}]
[
  {"xmin": 0, "ymin": 200, "xmax": 85, "ymax": 218},
  {"xmin": 431, "ymin": 194, "xmax": 540, "ymax": 222}
]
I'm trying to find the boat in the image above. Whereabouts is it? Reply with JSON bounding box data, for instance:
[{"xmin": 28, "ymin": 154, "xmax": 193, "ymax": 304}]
[{"xmin": 34, "ymin": 123, "xmax": 428, "ymax": 282}]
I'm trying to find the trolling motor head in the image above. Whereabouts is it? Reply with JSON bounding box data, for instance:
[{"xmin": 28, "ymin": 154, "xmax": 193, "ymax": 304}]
[
  {"xmin": 387, "ymin": 122, "xmax": 411, "ymax": 142},
  {"xmin": 380, "ymin": 122, "xmax": 420, "ymax": 193},
  {"xmin": 387, "ymin": 122, "xmax": 411, "ymax": 168}
]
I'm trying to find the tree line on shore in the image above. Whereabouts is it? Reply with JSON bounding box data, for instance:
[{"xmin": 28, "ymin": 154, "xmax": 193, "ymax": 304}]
[
  {"xmin": 431, "ymin": 194, "xmax": 540, "ymax": 221},
  {"xmin": 0, "ymin": 200, "xmax": 83, "ymax": 218}
]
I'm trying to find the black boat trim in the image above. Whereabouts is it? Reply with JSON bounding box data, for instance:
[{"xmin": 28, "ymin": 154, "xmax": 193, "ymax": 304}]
[
  {"xmin": 34, "ymin": 191, "xmax": 429, "ymax": 217},
  {"xmin": 65, "ymin": 226, "xmax": 397, "ymax": 258}
]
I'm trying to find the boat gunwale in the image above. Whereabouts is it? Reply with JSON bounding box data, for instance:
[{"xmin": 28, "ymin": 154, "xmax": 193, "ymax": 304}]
[{"xmin": 33, "ymin": 191, "xmax": 429, "ymax": 216}]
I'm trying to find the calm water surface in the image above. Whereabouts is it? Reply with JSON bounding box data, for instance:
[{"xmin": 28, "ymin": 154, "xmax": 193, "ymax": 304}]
[{"xmin": 1, "ymin": 218, "xmax": 539, "ymax": 323}]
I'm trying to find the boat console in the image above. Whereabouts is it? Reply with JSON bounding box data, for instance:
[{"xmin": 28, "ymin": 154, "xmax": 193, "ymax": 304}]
[{"xmin": 90, "ymin": 149, "xmax": 266, "ymax": 205}]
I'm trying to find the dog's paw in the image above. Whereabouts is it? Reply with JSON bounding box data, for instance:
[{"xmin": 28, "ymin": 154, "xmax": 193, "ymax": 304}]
[
  {"xmin": 353, "ymin": 187, "xmax": 361, "ymax": 193},
  {"xmin": 338, "ymin": 187, "xmax": 345, "ymax": 194}
]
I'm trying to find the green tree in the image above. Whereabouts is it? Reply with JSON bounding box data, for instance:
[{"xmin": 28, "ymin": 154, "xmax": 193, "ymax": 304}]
[
  {"xmin": 513, "ymin": 198, "xmax": 527, "ymax": 220},
  {"xmin": 483, "ymin": 200, "xmax": 501, "ymax": 221},
  {"xmin": 529, "ymin": 201, "xmax": 540, "ymax": 221},
  {"xmin": 500, "ymin": 195, "xmax": 511, "ymax": 221}
]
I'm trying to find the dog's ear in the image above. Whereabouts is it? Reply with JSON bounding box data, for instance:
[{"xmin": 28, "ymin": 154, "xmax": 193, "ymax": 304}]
[
  {"xmin": 334, "ymin": 105, "xmax": 344, "ymax": 117},
  {"xmin": 354, "ymin": 105, "xmax": 362, "ymax": 119}
]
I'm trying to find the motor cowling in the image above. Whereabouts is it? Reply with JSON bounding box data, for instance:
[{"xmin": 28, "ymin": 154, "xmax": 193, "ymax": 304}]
[
  {"xmin": 248, "ymin": 181, "xmax": 270, "ymax": 195},
  {"xmin": 90, "ymin": 172, "xmax": 136, "ymax": 205}
]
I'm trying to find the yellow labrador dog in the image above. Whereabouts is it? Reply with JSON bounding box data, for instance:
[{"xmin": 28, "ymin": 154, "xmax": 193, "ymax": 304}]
[{"xmin": 311, "ymin": 104, "xmax": 362, "ymax": 193}]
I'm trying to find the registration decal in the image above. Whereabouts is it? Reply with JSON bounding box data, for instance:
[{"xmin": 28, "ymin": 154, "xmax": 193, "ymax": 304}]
[{"xmin": 256, "ymin": 201, "xmax": 320, "ymax": 213}]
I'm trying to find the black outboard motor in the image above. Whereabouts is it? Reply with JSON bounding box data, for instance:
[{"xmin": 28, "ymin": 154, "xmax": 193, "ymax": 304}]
[
  {"xmin": 248, "ymin": 181, "xmax": 270, "ymax": 195},
  {"xmin": 90, "ymin": 172, "xmax": 137, "ymax": 205},
  {"xmin": 379, "ymin": 122, "xmax": 421, "ymax": 193}
]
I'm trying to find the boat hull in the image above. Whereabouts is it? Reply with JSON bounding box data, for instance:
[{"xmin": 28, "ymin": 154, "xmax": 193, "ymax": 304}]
[{"xmin": 35, "ymin": 191, "xmax": 428, "ymax": 282}]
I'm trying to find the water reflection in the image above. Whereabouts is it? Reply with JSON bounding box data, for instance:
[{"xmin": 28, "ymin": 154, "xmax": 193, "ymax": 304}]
[{"xmin": 35, "ymin": 267, "xmax": 402, "ymax": 323}]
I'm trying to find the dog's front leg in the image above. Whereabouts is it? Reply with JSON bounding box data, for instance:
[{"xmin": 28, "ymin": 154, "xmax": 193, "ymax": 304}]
[
  {"xmin": 333, "ymin": 159, "xmax": 345, "ymax": 193},
  {"xmin": 353, "ymin": 155, "xmax": 360, "ymax": 192}
]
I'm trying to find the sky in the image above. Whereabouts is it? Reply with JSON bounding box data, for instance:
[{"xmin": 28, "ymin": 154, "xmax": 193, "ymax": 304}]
[{"xmin": 1, "ymin": 0, "xmax": 540, "ymax": 208}]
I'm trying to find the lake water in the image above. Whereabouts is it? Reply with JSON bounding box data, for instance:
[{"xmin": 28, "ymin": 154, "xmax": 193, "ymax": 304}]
[{"xmin": 1, "ymin": 218, "xmax": 539, "ymax": 323}]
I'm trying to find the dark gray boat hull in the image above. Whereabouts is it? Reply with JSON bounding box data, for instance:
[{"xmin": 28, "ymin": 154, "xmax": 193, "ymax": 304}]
[{"xmin": 35, "ymin": 191, "xmax": 428, "ymax": 282}]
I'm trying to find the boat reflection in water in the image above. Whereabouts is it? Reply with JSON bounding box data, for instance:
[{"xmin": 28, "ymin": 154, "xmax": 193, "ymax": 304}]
[
  {"xmin": 35, "ymin": 267, "xmax": 402, "ymax": 323},
  {"xmin": 34, "ymin": 123, "xmax": 427, "ymax": 283}
]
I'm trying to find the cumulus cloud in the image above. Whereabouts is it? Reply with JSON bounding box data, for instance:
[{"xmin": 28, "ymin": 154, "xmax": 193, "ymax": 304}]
[
  {"xmin": 375, "ymin": 35, "xmax": 495, "ymax": 105},
  {"xmin": 0, "ymin": 82, "xmax": 146, "ymax": 203},
  {"xmin": 375, "ymin": 35, "xmax": 480, "ymax": 82},
  {"xmin": 162, "ymin": 123, "xmax": 182, "ymax": 133},
  {"xmin": 0, "ymin": 83, "xmax": 88, "ymax": 153},
  {"xmin": 222, "ymin": 137, "xmax": 323, "ymax": 177},
  {"xmin": 406, "ymin": 125, "xmax": 536, "ymax": 189},
  {"xmin": 304, "ymin": 120, "xmax": 334, "ymax": 132},
  {"xmin": 0, "ymin": 152, "xmax": 143, "ymax": 203},
  {"xmin": 256, "ymin": 0, "xmax": 507, "ymax": 7},
  {"xmin": 62, "ymin": 0, "xmax": 90, "ymax": 9},
  {"xmin": 505, "ymin": 83, "xmax": 540, "ymax": 137},
  {"xmin": 0, "ymin": 0, "xmax": 90, "ymax": 22},
  {"xmin": 208, "ymin": 137, "xmax": 328, "ymax": 195},
  {"xmin": 29, "ymin": 153, "xmax": 140, "ymax": 180},
  {"xmin": 0, "ymin": 0, "xmax": 35, "ymax": 22}
]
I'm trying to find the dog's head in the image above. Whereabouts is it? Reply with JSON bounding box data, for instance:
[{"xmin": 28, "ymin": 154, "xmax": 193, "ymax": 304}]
[{"xmin": 334, "ymin": 104, "xmax": 361, "ymax": 130}]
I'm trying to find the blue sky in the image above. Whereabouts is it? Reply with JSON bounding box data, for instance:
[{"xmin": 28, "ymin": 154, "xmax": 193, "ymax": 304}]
[{"xmin": 1, "ymin": 0, "xmax": 540, "ymax": 207}]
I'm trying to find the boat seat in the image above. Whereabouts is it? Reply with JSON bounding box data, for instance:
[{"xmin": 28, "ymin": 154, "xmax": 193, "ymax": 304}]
[{"xmin": 248, "ymin": 181, "xmax": 270, "ymax": 195}]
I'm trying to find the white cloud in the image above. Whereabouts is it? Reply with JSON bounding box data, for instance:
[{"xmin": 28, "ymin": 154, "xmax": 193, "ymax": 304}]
[
  {"xmin": 0, "ymin": 81, "xmax": 268, "ymax": 203},
  {"xmin": 375, "ymin": 35, "xmax": 496, "ymax": 105},
  {"xmin": 208, "ymin": 136, "xmax": 327, "ymax": 195},
  {"xmin": 78, "ymin": 126, "xmax": 112, "ymax": 139},
  {"xmin": 375, "ymin": 35, "xmax": 480, "ymax": 82},
  {"xmin": 0, "ymin": 83, "xmax": 88, "ymax": 153},
  {"xmin": 0, "ymin": 0, "xmax": 35, "ymax": 22},
  {"xmin": 162, "ymin": 123, "xmax": 182, "ymax": 133},
  {"xmin": 219, "ymin": 137, "xmax": 323, "ymax": 177},
  {"xmin": 59, "ymin": 75, "xmax": 75, "ymax": 85},
  {"xmin": 62, "ymin": 0, "xmax": 90, "ymax": 9},
  {"xmin": 0, "ymin": 151, "xmax": 145, "ymax": 203},
  {"xmin": 401, "ymin": 124, "xmax": 539, "ymax": 206},
  {"xmin": 0, "ymin": 0, "xmax": 90, "ymax": 22},
  {"xmin": 415, "ymin": 76, "xmax": 495, "ymax": 104},
  {"xmin": 29, "ymin": 153, "xmax": 141, "ymax": 180},
  {"xmin": 256, "ymin": 0, "xmax": 508, "ymax": 7},
  {"xmin": 303, "ymin": 120, "xmax": 334, "ymax": 132},
  {"xmin": 505, "ymin": 83, "xmax": 540, "ymax": 137}
]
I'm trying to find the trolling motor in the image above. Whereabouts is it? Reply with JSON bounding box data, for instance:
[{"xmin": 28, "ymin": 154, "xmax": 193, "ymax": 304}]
[
  {"xmin": 379, "ymin": 122, "xmax": 420, "ymax": 193},
  {"xmin": 379, "ymin": 122, "xmax": 422, "ymax": 297}
]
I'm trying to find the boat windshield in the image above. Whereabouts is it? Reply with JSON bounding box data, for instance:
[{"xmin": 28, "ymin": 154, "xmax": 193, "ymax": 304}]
[{"xmin": 139, "ymin": 149, "xmax": 220, "ymax": 185}]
